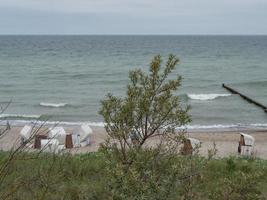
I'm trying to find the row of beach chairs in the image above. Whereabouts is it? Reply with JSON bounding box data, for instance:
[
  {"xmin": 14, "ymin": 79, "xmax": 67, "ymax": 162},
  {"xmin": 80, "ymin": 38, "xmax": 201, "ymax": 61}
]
[
  {"xmin": 181, "ymin": 132, "xmax": 255, "ymax": 156},
  {"xmin": 20, "ymin": 123, "xmax": 93, "ymax": 153},
  {"xmin": 19, "ymin": 125, "xmax": 255, "ymax": 156}
]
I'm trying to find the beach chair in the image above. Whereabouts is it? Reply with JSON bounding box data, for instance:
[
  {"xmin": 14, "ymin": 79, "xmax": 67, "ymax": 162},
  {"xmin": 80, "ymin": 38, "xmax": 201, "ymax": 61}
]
[
  {"xmin": 34, "ymin": 134, "xmax": 48, "ymax": 149},
  {"xmin": 73, "ymin": 123, "xmax": 93, "ymax": 147},
  {"xmin": 49, "ymin": 127, "xmax": 67, "ymax": 145},
  {"xmin": 181, "ymin": 138, "xmax": 201, "ymax": 155},
  {"xmin": 40, "ymin": 139, "xmax": 62, "ymax": 153},
  {"xmin": 65, "ymin": 134, "xmax": 73, "ymax": 148},
  {"xmin": 20, "ymin": 125, "xmax": 33, "ymax": 145},
  {"xmin": 238, "ymin": 133, "xmax": 255, "ymax": 156}
]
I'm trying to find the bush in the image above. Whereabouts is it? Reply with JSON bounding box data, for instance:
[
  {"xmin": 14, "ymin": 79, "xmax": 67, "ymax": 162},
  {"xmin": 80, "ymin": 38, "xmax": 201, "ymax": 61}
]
[{"xmin": 200, "ymin": 157, "xmax": 267, "ymax": 200}]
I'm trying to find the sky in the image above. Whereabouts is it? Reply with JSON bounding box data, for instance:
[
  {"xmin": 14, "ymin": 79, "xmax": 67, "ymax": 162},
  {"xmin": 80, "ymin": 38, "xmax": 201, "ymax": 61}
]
[{"xmin": 0, "ymin": 0, "xmax": 267, "ymax": 35}]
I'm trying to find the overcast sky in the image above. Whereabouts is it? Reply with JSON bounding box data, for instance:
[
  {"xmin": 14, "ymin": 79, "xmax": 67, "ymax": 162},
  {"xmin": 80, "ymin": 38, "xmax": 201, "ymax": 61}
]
[{"xmin": 0, "ymin": 0, "xmax": 266, "ymax": 35}]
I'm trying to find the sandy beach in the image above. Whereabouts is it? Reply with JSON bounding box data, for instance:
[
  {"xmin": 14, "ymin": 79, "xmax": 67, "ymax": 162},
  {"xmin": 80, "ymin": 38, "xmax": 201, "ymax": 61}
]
[{"xmin": 1, "ymin": 126, "xmax": 267, "ymax": 159}]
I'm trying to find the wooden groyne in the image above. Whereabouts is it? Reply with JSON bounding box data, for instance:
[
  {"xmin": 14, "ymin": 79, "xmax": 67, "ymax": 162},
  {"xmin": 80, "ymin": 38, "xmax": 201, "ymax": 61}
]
[{"xmin": 222, "ymin": 84, "xmax": 267, "ymax": 113}]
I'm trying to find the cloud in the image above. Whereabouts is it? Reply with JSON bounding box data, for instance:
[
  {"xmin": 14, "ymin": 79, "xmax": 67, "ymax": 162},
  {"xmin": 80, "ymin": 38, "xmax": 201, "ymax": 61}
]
[
  {"xmin": 2, "ymin": 0, "xmax": 265, "ymax": 14},
  {"xmin": 0, "ymin": 0, "xmax": 266, "ymax": 34}
]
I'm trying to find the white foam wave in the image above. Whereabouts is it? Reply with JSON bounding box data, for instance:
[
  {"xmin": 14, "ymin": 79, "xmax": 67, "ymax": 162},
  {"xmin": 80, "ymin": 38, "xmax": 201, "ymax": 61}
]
[
  {"xmin": 0, "ymin": 114, "xmax": 41, "ymax": 119},
  {"xmin": 40, "ymin": 102, "xmax": 67, "ymax": 108},
  {"xmin": 188, "ymin": 93, "xmax": 231, "ymax": 101},
  {"xmin": 249, "ymin": 123, "xmax": 267, "ymax": 128},
  {"xmin": 178, "ymin": 123, "xmax": 267, "ymax": 130},
  {"xmin": 181, "ymin": 124, "xmax": 237, "ymax": 130},
  {"xmin": 43, "ymin": 121, "xmax": 105, "ymax": 127},
  {"xmin": 0, "ymin": 119, "xmax": 105, "ymax": 127},
  {"xmin": 1, "ymin": 118, "xmax": 267, "ymax": 132}
]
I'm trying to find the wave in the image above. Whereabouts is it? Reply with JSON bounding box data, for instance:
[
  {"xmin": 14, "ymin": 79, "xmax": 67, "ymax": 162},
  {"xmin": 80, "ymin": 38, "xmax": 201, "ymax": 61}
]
[
  {"xmin": 180, "ymin": 123, "xmax": 267, "ymax": 131},
  {"xmin": 0, "ymin": 114, "xmax": 41, "ymax": 120},
  {"xmin": 40, "ymin": 102, "xmax": 67, "ymax": 108},
  {"xmin": 187, "ymin": 93, "xmax": 231, "ymax": 101},
  {"xmin": 0, "ymin": 119, "xmax": 105, "ymax": 127},
  {"xmin": 1, "ymin": 118, "xmax": 267, "ymax": 132}
]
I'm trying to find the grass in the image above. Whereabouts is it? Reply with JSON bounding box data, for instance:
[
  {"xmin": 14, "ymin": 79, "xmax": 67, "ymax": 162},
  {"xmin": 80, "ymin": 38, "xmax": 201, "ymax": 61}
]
[
  {"xmin": 0, "ymin": 151, "xmax": 267, "ymax": 199},
  {"xmin": 0, "ymin": 152, "xmax": 108, "ymax": 200}
]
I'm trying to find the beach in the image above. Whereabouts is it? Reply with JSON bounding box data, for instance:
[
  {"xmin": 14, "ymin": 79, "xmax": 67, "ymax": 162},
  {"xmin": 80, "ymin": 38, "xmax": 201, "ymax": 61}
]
[
  {"xmin": 1, "ymin": 125, "xmax": 267, "ymax": 159},
  {"xmin": 1, "ymin": 36, "xmax": 267, "ymax": 156}
]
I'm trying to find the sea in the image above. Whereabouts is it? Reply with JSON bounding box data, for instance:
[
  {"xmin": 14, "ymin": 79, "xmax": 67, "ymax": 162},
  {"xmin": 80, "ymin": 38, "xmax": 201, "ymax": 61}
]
[{"xmin": 0, "ymin": 35, "xmax": 266, "ymax": 130}]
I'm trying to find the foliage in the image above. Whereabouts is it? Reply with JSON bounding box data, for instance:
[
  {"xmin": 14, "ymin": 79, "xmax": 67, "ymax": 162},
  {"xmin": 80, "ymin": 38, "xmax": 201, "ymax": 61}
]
[
  {"xmin": 99, "ymin": 54, "xmax": 191, "ymax": 163},
  {"xmin": 99, "ymin": 54, "xmax": 209, "ymax": 199},
  {"xmin": 101, "ymin": 146, "xmax": 207, "ymax": 200},
  {"xmin": 199, "ymin": 157, "xmax": 267, "ymax": 200},
  {"xmin": 0, "ymin": 152, "xmax": 267, "ymax": 199},
  {"xmin": 0, "ymin": 152, "xmax": 108, "ymax": 200}
]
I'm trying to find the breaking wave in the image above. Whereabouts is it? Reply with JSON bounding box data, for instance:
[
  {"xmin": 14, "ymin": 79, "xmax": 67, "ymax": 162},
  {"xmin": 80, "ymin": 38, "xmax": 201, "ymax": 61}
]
[
  {"xmin": 40, "ymin": 102, "xmax": 67, "ymax": 108},
  {"xmin": 0, "ymin": 119, "xmax": 105, "ymax": 127},
  {"xmin": 1, "ymin": 118, "xmax": 267, "ymax": 132},
  {"xmin": 0, "ymin": 114, "xmax": 41, "ymax": 120},
  {"xmin": 187, "ymin": 93, "xmax": 231, "ymax": 101}
]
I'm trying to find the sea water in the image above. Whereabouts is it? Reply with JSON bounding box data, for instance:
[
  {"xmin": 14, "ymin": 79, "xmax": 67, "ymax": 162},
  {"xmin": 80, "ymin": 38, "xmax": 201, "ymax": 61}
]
[{"xmin": 0, "ymin": 35, "xmax": 266, "ymax": 129}]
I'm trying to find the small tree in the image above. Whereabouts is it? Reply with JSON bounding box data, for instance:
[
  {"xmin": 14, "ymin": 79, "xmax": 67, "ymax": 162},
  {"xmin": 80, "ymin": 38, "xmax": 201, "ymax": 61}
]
[
  {"xmin": 99, "ymin": 55, "xmax": 198, "ymax": 199},
  {"xmin": 100, "ymin": 54, "xmax": 191, "ymax": 163}
]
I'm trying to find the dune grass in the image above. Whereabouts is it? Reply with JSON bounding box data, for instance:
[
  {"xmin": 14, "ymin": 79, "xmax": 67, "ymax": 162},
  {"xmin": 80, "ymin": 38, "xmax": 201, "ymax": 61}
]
[{"xmin": 0, "ymin": 151, "xmax": 267, "ymax": 199}]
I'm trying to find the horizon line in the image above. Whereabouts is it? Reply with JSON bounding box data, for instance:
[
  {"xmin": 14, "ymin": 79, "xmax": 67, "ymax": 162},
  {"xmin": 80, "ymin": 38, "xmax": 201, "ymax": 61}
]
[{"xmin": 0, "ymin": 33, "xmax": 267, "ymax": 36}]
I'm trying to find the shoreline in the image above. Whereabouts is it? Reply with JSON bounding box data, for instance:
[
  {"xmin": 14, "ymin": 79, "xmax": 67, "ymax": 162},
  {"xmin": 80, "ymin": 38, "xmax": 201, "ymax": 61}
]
[
  {"xmin": 1, "ymin": 119, "xmax": 267, "ymax": 133},
  {"xmin": 1, "ymin": 125, "xmax": 267, "ymax": 159}
]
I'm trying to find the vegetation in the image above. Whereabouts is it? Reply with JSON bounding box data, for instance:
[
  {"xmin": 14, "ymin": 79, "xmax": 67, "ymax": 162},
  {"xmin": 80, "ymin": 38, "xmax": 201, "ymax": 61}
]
[
  {"xmin": 99, "ymin": 54, "xmax": 202, "ymax": 199},
  {"xmin": 0, "ymin": 152, "xmax": 108, "ymax": 200},
  {"xmin": 99, "ymin": 54, "xmax": 190, "ymax": 156},
  {"xmin": 0, "ymin": 152, "xmax": 267, "ymax": 199}
]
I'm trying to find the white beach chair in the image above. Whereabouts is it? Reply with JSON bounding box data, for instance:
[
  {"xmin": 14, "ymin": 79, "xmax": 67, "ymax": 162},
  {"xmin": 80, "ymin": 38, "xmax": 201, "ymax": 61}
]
[
  {"xmin": 188, "ymin": 138, "xmax": 201, "ymax": 155},
  {"xmin": 189, "ymin": 138, "xmax": 201, "ymax": 150},
  {"xmin": 20, "ymin": 125, "xmax": 33, "ymax": 144},
  {"xmin": 40, "ymin": 139, "xmax": 61, "ymax": 153},
  {"xmin": 73, "ymin": 123, "xmax": 93, "ymax": 147},
  {"xmin": 239, "ymin": 133, "xmax": 255, "ymax": 156},
  {"xmin": 71, "ymin": 134, "xmax": 80, "ymax": 148},
  {"xmin": 49, "ymin": 127, "xmax": 67, "ymax": 145}
]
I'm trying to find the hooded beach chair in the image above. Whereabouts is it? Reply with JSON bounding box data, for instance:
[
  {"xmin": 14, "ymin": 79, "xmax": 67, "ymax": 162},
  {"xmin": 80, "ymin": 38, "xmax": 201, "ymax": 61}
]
[
  {"xmin": 181, "ymin": 137, "xmax": 201, "ymax": 155},
  {"xmin": 49, "ymin": 127, "xmax": 67, "ymax": 145},
  {"xmin": 72, "ymin": 123, "xmax": 93, "ymax": 147},
  {"xmin": 40, "ymin": 138, "xmax": 62, "ymax": 153},
  {"xmin": 238, "ymin": 132, "xmax": 255, "ymax": 156},
  {"xmin": 34, "ymin": 134, "xmax": 48, "ymax": 149},
  {"xmin": 20, "ymin": 125, "xmax": 33, "ymax": 145}
]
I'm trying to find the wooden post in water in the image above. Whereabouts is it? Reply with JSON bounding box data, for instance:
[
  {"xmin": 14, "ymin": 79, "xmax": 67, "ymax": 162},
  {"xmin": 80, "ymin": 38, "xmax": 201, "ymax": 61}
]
[{"xmin": 222, "ymin": 83, "xmax": 267, "ymax": 113}]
